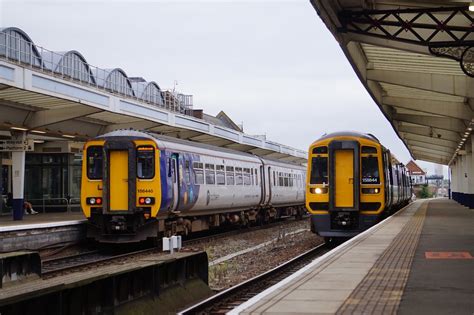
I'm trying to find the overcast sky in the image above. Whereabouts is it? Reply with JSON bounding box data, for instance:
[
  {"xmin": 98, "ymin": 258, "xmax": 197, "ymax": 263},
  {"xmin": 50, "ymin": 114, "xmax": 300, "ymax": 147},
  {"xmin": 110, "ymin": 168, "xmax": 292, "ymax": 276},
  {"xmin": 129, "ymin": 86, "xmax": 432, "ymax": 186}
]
[{"xmin": 0, "ymin": 0, "xmax": 445, "ymax": 174}]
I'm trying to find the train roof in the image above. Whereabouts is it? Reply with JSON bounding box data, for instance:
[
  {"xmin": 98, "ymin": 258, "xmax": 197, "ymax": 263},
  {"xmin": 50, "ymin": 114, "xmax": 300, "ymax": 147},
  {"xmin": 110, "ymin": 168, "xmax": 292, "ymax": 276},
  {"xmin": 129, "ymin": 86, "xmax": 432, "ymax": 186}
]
[
  {"xmin": 316, "ymin": 131, "xmax": 381, "ymax": 143},
  {"xmin": 97, "ymin": 130, "xmax": 305, "ymax": 168}
]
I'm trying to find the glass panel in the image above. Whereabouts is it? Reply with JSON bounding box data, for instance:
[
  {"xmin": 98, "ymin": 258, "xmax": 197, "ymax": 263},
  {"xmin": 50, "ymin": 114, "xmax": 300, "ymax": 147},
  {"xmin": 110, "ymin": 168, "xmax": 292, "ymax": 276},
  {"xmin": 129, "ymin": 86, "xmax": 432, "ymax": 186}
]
[
  {"xmin": 226, "ymin": 166, "xmax": 234, "ymax": 185},
  {"xmin": 216, "ymin": 165, "xmax": 225, "ymax": 185},
  {"xmin": 310, "ymin": 157, "xmax": 328, "ymax": 184},
  {"xmin": 87, "ymin": 146, "xmax": 103, "ymax": 180},
  {"xmin": 235, "ymin": 167, "xmax": 243, "ymax": 185},
  {"xmin": 205, "ymin": 164, "xmax": 215, "ymax": 185},
  {"xmin": 193, "ymin": 162, "xmax": 204, "ymax": 184},
  {"xmin": 137, "ymin": 146, "xmax": 154, "ymax": 179},
  {"xmin": 362, "ymin": 156, "xmax": 380, "ymax": 184},
  {"xmin": 243, "ymin": 168, "xmax": 251, "ymax": 185}
]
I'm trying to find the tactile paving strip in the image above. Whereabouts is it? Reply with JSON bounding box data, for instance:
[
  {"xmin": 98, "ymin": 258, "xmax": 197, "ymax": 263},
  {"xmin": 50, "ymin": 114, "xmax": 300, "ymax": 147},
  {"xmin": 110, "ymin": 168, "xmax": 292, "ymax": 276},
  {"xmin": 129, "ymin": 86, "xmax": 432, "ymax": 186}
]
[{"xmin": 336, "ymin": 202, "xmax": 428, "ymax": 315}]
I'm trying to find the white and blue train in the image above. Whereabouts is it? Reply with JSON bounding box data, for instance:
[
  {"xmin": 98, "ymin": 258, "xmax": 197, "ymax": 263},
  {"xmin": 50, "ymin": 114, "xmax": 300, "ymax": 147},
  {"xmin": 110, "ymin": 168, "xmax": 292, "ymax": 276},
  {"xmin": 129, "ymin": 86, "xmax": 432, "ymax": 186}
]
[{"xmin": 81, "ymin": 130, "xmax": 306, "ymax": 242}]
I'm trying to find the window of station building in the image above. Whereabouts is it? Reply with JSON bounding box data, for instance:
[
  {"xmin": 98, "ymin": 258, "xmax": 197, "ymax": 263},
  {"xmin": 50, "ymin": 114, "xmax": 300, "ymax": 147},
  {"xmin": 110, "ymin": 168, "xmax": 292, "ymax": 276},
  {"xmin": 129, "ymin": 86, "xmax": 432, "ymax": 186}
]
[
  {"xmin": 193, "ymin": 162, "xmax": 204, "ymax": 185},
  {"xmin": 310, "ymin": 157, "xmax": 328, "ymax": 185},
  {"xmin": 136, "ymin": 146, "xmax": 155, "ymax": 179},
  {"xmin": 87, "ymin": 146, "xmax": 103, "ymax": 180},
  {"xmin": 361, "ymin": 156, "xmax": 380, "ymax": 184},
  {"xmin": 243, "ymin": 168, "xmax": 251, "ymax": 185},
  {"xmin": 226, "ymin": 166, "xmax": 235, "ymax": 185},
  {"xmin": 216, "ymin": 165, "xmax": 225, "ymax": 185},
  {"xmin": 235, "ymin": 167, "xmax": 243, "ymax": 185},
  {"xmin": 205, "ymin": 164, "xmax": 215, "ymax": 185}
]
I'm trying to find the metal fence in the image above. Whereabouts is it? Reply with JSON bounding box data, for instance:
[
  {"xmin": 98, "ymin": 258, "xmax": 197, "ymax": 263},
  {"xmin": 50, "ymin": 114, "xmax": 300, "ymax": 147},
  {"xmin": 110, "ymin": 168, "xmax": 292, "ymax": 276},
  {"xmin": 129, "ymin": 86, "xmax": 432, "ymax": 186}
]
[{"xmin": 0, "ymin": 30, "xmax": 193, "ymax": 115}]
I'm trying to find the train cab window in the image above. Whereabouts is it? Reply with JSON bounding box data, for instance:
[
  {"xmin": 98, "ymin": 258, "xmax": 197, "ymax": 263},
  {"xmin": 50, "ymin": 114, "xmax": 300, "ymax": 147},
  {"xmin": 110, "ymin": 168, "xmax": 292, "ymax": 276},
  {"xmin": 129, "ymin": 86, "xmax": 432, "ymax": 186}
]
[
  {"xmin": 87, "ymin": 146, "xmax": 103, "ymax": 180},
  {"xmin": 205, "ymin": 164, "xmax": 215, "ymax": 185},
  {"xmin": 137, "ymin": 146, "xmax": 155, "ymax": 179},
  {"xmin": 235, "ymin": 167, "xmax": 243, "ymax": 185},
  {"xmin": 193, "ymin": 162, "xmax": 204, "ymax": 185},
  {"xmin": 243, "ymin": 168, "xmax": 251, "ymax": 185},
  {"xmin": 216, "ymin": 165, "xmax": 225, "ymax": 185},
  {"xmin": 226, "ymin": 166, "xmax": 235, "ymax": 185},
  {"xmin": 362, "ymin": 156, "xmax": 380, "ymax": 184},
  {"xmin": 312, "ymin": 146, "xmax": 328, "ymax": 154},
  {"xmin": 310, "ymin": 157, "xmax": 328, "ymax": 184},
  {"xmin": 361, "ymin": 146, "xmax": 377, "ymax": 154}
]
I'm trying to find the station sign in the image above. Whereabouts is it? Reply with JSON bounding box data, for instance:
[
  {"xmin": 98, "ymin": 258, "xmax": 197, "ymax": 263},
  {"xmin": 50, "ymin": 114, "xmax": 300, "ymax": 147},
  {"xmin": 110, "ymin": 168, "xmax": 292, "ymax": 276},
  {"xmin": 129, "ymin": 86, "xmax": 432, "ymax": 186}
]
[{"xmin": 0, "ymin": 140, "xmax": 35, "ymax": 152}]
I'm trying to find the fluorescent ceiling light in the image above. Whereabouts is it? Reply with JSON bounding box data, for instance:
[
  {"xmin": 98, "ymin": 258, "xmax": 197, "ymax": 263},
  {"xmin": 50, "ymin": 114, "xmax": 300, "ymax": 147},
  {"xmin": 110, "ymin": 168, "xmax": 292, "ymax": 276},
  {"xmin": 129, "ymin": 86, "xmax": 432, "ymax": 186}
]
[
  {"xmin": 31, "ymin": 130, "xmax": 46, "ymax": 134},
  {"xmin": 470, "ymin": 2, "xmax": 474, "ymax": 12},
  {"xmin": 62, "ymin": 134, "xmax": 75, "ymax": 138},
  {"xmin": 33, "ymin": 140, "xmax": 45, "ymax": 144},
  {"xmin": 10, "ymin": 126, "xmax": 28, "ymax": 131}
]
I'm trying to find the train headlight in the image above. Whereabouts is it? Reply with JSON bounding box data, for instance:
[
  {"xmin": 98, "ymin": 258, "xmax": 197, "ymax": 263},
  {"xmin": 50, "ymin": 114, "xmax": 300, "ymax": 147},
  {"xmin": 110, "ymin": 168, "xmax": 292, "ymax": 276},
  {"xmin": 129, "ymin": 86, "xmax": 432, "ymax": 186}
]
[
  {"xmin": 362, "ymin": 188, "xmax": 380, "ymax": 194},
  {"xmin": 87, "ymin": 197, "xmax": 103, "ymax": 205},
  {"xmin": 139, "ymin": 197, "xmax": 155, "ymax": 205},
  {"xmin": 310, "ymin": 187, "xmax": 328, "ymax": 194}
]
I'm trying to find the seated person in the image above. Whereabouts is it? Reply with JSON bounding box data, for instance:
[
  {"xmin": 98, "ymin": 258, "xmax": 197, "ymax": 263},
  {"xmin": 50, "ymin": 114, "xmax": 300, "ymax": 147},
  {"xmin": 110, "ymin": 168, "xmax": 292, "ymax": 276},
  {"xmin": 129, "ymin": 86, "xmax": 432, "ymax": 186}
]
[{"xmin": 24, "ymin": 200, "xmax": 38, "ymax": 215}]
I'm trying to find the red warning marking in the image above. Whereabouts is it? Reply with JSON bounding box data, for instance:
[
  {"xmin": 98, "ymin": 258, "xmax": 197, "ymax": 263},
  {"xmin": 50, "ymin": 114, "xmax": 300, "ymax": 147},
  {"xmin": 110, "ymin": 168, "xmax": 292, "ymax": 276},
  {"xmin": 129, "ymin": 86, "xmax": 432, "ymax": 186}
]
[{"xmin": 425, "ymin": 252, "xmax": 473, "ymax": 259}]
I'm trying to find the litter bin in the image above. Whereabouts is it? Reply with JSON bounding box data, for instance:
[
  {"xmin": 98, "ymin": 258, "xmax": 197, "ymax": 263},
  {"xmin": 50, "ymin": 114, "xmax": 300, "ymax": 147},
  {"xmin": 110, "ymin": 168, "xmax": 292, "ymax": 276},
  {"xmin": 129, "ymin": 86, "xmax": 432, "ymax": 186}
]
[{"xmin": 12, "ymin": 199, "xmax": 24, "ymax": 220}]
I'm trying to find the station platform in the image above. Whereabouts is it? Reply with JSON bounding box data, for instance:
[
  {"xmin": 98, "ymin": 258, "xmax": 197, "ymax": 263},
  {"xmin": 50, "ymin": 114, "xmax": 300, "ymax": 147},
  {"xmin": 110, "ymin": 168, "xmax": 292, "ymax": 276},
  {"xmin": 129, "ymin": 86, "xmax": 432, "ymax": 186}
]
[
  {"xmin": 0, "ymin": 212, "xmax": 87, "ymax": 252},
  {"xmin": 232, "ymin": 198, "xmax": 474, "ymax": 314}
]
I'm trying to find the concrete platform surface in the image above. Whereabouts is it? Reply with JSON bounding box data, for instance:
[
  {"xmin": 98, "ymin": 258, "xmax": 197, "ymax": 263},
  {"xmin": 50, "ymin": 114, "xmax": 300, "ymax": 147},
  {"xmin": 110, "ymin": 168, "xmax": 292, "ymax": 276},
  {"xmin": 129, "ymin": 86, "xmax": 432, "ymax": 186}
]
[
  {"xmin": 0, "ymin": 212, "xmax": 86, "ymax": 231},
  {"xmin": 231, "ymin": 199, "xmax": 474, "ymax": 315}
]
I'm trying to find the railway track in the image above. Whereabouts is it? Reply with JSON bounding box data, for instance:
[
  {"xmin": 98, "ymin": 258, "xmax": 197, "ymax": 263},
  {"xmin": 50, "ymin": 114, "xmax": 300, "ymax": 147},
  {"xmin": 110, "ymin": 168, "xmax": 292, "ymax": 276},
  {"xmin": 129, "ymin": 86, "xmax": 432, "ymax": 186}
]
[
  {"xmin": 41, "ymin": 217, "xmax": 310, "ymax": 278},
  {"xmin": 41, "ymin": 247, "xmax": 159, "ymax": 278},
  {"xmin": 178, "ymin": 243, "xmax": 329, "ymax": 315}
]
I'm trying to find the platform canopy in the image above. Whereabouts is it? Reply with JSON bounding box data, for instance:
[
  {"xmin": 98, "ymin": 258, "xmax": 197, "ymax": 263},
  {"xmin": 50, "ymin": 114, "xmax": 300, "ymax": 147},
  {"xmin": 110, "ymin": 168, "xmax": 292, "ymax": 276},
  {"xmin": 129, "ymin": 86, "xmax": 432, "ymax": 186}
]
[
  {"xmin": 0, "ymin": 27, "xmax": 307, "ymax": 164},
  {"xmin": 311, "ymin": 0, "xmax": 474, "ymax": 165}
]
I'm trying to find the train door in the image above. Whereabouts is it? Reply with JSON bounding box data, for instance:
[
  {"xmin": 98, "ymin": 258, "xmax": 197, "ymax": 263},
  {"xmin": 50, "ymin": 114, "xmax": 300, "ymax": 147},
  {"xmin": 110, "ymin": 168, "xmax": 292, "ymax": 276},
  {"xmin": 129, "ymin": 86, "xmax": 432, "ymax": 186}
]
[
  {"xmin": 267, "ymin": 166, "xmax": 272, "ymax": 204},
  {"xmin": 334, "ymin": 150, "xmax": 354, "ymax": 208},
  {"xmin": 170, "ymin": 154, "xmax": 180, "ymax": 211},
  {"xmin": 259, "ymin": 165, "xmax": 265, "ymax": 205},
  {"xmin": 109, "ymin": 150, "xmax": 129, "ymax": 211}
]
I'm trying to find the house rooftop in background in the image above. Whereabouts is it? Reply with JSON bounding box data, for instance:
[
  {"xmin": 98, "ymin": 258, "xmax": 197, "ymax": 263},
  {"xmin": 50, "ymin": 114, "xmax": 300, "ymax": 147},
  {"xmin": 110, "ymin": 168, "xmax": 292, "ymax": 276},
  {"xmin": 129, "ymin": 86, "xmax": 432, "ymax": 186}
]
[{"xmin": 406, "ymin": 160, "xmax": 426, "ymax": 175}]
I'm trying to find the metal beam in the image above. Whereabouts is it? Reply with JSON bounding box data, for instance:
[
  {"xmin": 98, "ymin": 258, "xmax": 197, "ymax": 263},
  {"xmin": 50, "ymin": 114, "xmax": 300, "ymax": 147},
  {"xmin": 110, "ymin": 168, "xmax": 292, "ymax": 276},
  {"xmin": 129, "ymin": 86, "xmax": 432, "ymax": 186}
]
[
  {"xmin": 410, "ymin": 146, "xmax": 453, "ymax": 157},
  {"xmin": 397, "ymin": 124, "xmax": 461, "ymax": 143},
  {"xmin": 25, "ymin": 106, "xmax": 102, "ymax": 129},
  {"xmin": 402, "ymin": 133, "xmax": 458, "ymax": 149},
  {"xmin": 103, "ymin": 121, "xmax": 160, "ymax": 133},
  {"xmin": 412, "ymin": 152, "xmax": 449, "ymax": 165},
  {"xmin": 407, "ymin": 140, "xmax": 455, "ymax": 154},
  {"xmin": 394, "ymin": 114, "xmax": 466, "ymax": 133},
  {"xmin": 367, "ymin": 69, "xmax": 474, "ymax": 98},
  {"xmin": 383, "ymin": 96, "xmax": 472, "ymax": 121}
]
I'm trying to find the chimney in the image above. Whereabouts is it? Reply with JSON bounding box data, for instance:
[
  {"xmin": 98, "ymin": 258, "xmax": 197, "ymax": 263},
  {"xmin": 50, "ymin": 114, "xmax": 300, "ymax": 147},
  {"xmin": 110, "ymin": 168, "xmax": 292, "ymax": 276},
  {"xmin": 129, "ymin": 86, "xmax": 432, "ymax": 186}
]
[{"xmin": 192, "ymin": 109, "xmax": 204, "ymax": 119}]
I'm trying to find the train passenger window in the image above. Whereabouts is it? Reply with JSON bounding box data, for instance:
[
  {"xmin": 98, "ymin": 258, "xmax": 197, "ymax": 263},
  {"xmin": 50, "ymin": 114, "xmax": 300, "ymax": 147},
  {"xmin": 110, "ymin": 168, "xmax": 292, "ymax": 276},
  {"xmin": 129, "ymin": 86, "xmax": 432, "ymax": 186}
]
[
  {"xmin": 226, "ymin": 166, "xmax": 234, "ymax": 185},
  {"xmin": 235, "ymin": 167, "xmax": 243, "ymax": 185},
  {"xmin": 87, "ymin": 146, "xmax": 103, "ymax": 180},
  {"xmin": 243, "ymin": 168, "xmax": 251, "ymax": 185},
  {"xmin": 284, "ymin": 174, "xmax": 289, "ymax": 187},
  {"xmin": 205, "ymin": 164, "xmax": 215, "ymax": 185},
  {"xmin": 216, "ymin": 165, "xmax": 225, "ymax": 185},
  {"xmin": 184, "ymin": 160, "xmax": 191, "ymax": 183},
  {"xmin": 251, "ymin": 169, "xmax": 254, "ymax": 185},
  {"xmin": 255, "ymin": 169, "xmax": 258, "ymax": 186},
  {"xmin": 193, "ymin": 162, "xmax": 204, "ymax": 185},
  {"xmin": 310, "ymin": 157, "xmax": 328, "ymax": 184},
  {"xmin": 137, "ymin": 146, "xmax": 155, "ymax": 179},
  {"xmin": 279, "ymin": 172, "xmax": 284, "ymax": 186},
  {"xmin": 362, "ymin": 156, "xmax": 380, "ymax": 184}
]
